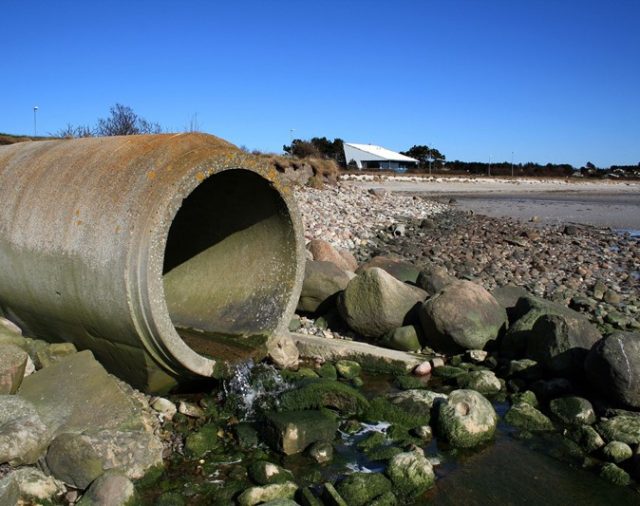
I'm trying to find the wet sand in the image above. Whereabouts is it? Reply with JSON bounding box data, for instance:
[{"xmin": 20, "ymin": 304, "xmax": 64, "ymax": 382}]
[{"xmin": 346, "ymin": 177, "xmax": 640, "ymax": 231}]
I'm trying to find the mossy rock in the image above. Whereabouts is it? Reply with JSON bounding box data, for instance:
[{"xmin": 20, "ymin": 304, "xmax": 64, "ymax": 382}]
[
  {"xmin": 366, "ymin": 445, "xmax": 403, "ymax": 462},
  {"xmin": 436, "ymin": 390, "xmax": 497, "ymax": 448},
  {"xmin": 566, "ymin": 424, "xmax": 605, "ymax": 453},
  {"xmin": 248, "ymin": 461, "xmax": 294, "ymax": 485},
  {"xmin": 335, "ymin": 472, "xmax": 392, "ymax": 506},
  {"xmin": 322, "ymin": 482, "xmax": 347, "ymax": 506},
  {"xmin": 602, "ymin": 441, "xmax": 633, "ymax": 463},
  {"xmin": 386, "ymin": 450, "xmax": 435, "ymax": 498},
  {"xmin": 357, "ymin": 431, "xmax": 387, "ymax": 451},
  {"xmin": 318, "ymin": 363, "xmax": 337, "ymax": 380},
  {"xmin": 596, "ymin": 416, "xmax": 640, "ymax": 445},
  {"xmin": 156, "ymin": 492, "xmax": 186, "ymax": 506},
  {"xmin": 505, "ymin": 403, "xmax": 554, "ymax": 431},
  {"xmin": 510, "ymin": 390, "xmax": 538, "ymax": 408},
  {"xmin": 362, "ymin": 397, "xmax": 428, "ymax": 427},
  {"xmin": 457, "ymin": 370, "xmax": 502, "ymax": 395},
  {"xmin": 393, "ymin": 375, "xmax": 428, "ymax": 390},
  {"xmin": 432, "ymin": 365, "xmax": 467, "ymax": 381},
  {"xmin": 600, "ymin": 463, "xmax": 631, "ymax": 486},
  {"xmin": 368, "ymin": 491, "xmax": 398, "ymax": 506},
  {"xmin": 386, "ymin": 424, "xmax": 421, "ymax": 445},
  {"xmin": 298, "ymin": 486, "xmax": 323, "ymax": 506},
  {"xmin": 549, "ymin": 396, "xmax": 596, "ymax": 426},
  {"xmin": 185, "ymin": 423, "xmax": 221, "ymax": 458},
  {"xmin": 279, "ymin": 379, "xmax": 369, "ymax": 415},
  {"xmin": 237, "ymin": 481, "xmax": 298, "ymax": 506},
  {"xmin": 335, "ymin": 360, "xmax": 362, "ymax": 379}
]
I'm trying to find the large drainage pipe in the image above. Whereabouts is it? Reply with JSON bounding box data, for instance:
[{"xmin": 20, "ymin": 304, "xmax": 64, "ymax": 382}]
[{"xmin": 0, "ymin": 133, "xmax": 305, "ymax": 392}]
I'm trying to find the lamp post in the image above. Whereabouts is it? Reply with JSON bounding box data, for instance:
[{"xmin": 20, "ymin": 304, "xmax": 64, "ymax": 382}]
[{"xmin": 33, "ymin": 106, "xmax": 38, "ymax": 137}]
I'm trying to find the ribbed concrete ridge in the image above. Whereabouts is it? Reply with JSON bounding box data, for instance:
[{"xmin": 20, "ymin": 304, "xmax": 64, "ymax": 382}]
[{"xmin": 0, "ymin": 133, "xmax": 305, "ymax": 392}]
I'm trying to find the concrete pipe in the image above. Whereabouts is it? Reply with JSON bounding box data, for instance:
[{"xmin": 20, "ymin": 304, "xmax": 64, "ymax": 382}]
[{"xmin": 0, "ymin": 133, "xmax": 305, "ymax": 392}]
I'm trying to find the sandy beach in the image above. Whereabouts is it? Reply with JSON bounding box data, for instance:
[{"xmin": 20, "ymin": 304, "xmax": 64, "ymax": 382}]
[{"xmin": 344, "ymin": 175, "xmax": 640, "ymax": 231}]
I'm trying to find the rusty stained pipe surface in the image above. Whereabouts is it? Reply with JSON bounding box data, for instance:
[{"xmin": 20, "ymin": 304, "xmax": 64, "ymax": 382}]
[{"xmin": 0, "ymin": 133, "xmax": 305, "ymax": 392}]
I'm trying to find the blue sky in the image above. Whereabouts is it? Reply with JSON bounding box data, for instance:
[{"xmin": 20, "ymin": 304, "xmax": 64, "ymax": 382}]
[{"xmin": 1, "ymin": 0, "xmax": 639, "ymax": 167}]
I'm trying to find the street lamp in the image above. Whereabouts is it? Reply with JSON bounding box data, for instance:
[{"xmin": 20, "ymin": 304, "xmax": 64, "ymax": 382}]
[{"xmin": 33, "ymin": 106, "xmax": 38, "ymax": 137}]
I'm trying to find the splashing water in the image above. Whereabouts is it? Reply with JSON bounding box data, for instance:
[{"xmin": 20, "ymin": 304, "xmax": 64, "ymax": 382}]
[{"xmin": 223, "ymin": 360, "xmax": 290, "ymax": 420}]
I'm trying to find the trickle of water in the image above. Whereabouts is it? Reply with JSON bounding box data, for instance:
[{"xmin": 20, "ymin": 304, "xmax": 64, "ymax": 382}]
[{"xmin": 223, "ymin": 360, "xmax": 290, "ymax": 420}]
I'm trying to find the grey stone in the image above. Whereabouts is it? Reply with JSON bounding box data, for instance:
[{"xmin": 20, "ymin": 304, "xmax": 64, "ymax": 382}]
[
  {"xmin": 357, "ymin": 256, "xmax": 421, "ymax": 284},
  {"xmin": 382, "ymin": 325, "xmax": 422, "ymax": 352},
  {"xmin": 416, "ymin": 265, "xmax": 456, "ymax": 295},
  {"xmin": 0, "ymin": 474, "xmax": 19, "ymax": 506},
  {"xmin": 34, "ymin": 342, "xmax": 77, "ymax": 369},
  {"xmin": 525, "ymin": 314, "xmax": 601, "ymax": 377},
  {"xmin": 76, "ymin": 470, "xmax": 135, "ymax": 506},
  {"xmin": 436, "ymin": 389, "xmax": 497, "ymax": 448},
  {"xmin": 419, "ymin": 281, "xmax": 507, "ymax": 353},
  {"xmin": 307, "ymin": 239, "xmax": 356, "ymax": 272},
  {"xmin": 11, "ymin": 467, "xmax": 65, "ymax": 502},
  {"xmin": 386, "ymin": 389, "xmax": 447, "ymax": 415},
  {"xmin": 491, "ymin": 285, "xmax": 530, "ymax": 320},
  {"xmin": 585, "ymin": 331, "xmax": 640, "ymax": 409},
  {"xmin": 297, "ymin": 260, "xmax": 351, "ymax": 313},
  {"xmin": 338, "ymin": 268, "xmax": 426, "ymax": 339},
  {"xmin": 0, "ymin": 395, "xmax": 50, "ymax": 465},
  {"xmin": 0, "ymin": 344, "xmax": 28, "ymax": 394},
  {"xmin": 248, "ymin": 461, "xmax": 294, "ymax": 485},
  {"xmin": 18, "ymin": 350, "xmax": 146, "ymax": 436},
  {"xmin": 46, "ymin": 429, "xmax": 163, "ymax": 488}
]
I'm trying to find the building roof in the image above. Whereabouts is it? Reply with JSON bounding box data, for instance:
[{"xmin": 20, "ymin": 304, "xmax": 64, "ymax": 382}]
[{"xmin": 344, "ymin": 143, "xmax": 419, "ymax": 163}]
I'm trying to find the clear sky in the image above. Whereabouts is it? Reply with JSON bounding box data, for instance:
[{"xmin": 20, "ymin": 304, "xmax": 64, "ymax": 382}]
[{"xmin": 1, "ymin": 0, "xmax": 639, "ymax": 167}]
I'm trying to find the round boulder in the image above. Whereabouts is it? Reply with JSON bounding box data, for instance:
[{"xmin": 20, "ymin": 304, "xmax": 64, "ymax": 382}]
[
  {"xmin": 436, "ymin": 389, "xmax": 497, "ymax": 448},
  {"xmin": 386, "ymin": 449, "xmax": 435, "ymax": 497},
  {"xmin": 419, "ymin": 281, "xmax": 507, "ymax": 353},
  {"xmin": 297, "ymin": 260, "xmax": 351, "ymax": 313},
  {"xmin": 338, "ymin": 268, "xmax": 426, "ymax": 339},
  {"xmin": 585, "ymin": 331, "xmax": 640, "ymax": 409}
]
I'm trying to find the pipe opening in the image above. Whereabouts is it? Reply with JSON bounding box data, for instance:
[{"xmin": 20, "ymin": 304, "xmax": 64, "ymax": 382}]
[{"xmin": 162, "ymin": 169, "xmax": 297, "ymax": 361}]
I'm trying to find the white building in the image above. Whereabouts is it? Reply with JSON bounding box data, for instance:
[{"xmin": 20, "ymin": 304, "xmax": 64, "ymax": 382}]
[{"xmin": 343, "ymin": 143, "xmax": 419, "ymax": 171}]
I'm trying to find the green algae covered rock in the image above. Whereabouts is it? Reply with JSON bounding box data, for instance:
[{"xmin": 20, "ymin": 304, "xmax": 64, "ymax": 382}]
[
  {"xmin": 567, "ymin": 424, "xmax": 605, "ymax": 453},
  {"xmin": 185, "ymin": 423, "xmax": 221, "ymax": 458},
  {"xmin": 279, "ymin": 379, "xmax": 369, "ymax": 415},
  {"xmin": 363, "ymin": 396, "xmax": 429, "ymax": 428},
  {"xmin": 368, "ymin": 491, "xmax": 398, "ymax": 506},
  {"xmin": 457, "ymin": 370, "xmax": 502, "ymax": 395},
  {"xmin": 600, "ymin": 463, "xmax": 631, "ymax": 486},
  {"xmin": 386, "ymin": 449, "xmax": 435, "ymax": 497},
  {"xmin": 248, "ymin": 461, "xmax": 294, "ymax": 485},
  {"xmin": 335, "ymin": 472, "xmax": 392, "ymax": 506},
  {"xmin": 596, "ymin": 416, "xmax": 640, "ymax": 445},
  {"xmin": 237, "ymin": 481, "xmax": 298, "ymax": 506},
  {"xmin": 510, "ymin": 390, "xmax": 539, "ymax": 408},
  {"xmin": 436, "ymin": 389, "xmax": 497, "ymax": 448},
  {"xmin": 262, "ymin": 410, "xmax": 338, "ymax": 455},
  {"xmin": 549, "ymin": 396, "xmax": 596, "ymax": 426},
  {"xmin": 602, "ymin": 441, "xmax": 633, "ymax": 463},
  {"xmin": 335, "ymin": 360, "xmax": 362, "ymax": 380},
  {"xmin": 505, "ymin": 403, "xmax": 554, "ymax": 431}
]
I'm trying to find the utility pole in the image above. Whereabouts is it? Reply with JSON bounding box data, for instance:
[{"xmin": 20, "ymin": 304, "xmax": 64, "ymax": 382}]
[{"xmin": 33, "ymin": 106, "xmax": 38, "ymax": 137}]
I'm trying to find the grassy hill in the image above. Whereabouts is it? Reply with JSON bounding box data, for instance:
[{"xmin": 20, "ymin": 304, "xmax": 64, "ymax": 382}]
[{"xmin": 0, "ymin": 133, "xmax": 53, "ymax": 145}]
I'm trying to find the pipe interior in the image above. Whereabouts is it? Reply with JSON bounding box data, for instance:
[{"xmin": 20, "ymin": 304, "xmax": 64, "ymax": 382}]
[{"xmin": 162, "ymin": 170, "xmax": 296, "ymax": 356}]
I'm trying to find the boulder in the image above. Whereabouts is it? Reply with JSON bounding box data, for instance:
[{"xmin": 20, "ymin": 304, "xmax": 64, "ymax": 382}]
[
  {"xmin": 549, "ymin": 396, "xmax": 596, "ymax": 426},
  {"xmin": 491, "ymin": 284, "xmax": 530, "ymax": 321},
  {"xmin": 307, "ymin": 441, "xmax": 334, "ymax": 464},
  {"xmin": 0, "ymin": 343, "xmax": 28, "ymax": 394},
  {"xmin": 45, "ymin": 429, "xmax": 163, "ymax": 489},
  {"xmin": 501, "ymin": 295, "xmax": 601, "ymax": 361},
  {"xmin": 18, "ymin": 350, "xmax": 146, "ymax": 435},
  {"xmin": 0, "ymin": 395, "xmax": 50, "ymax": 465},
  {"xmin": 525, "ymin": 314, "xmax": 601, "ymax": 377},
  {"xmin": 268, "ymin": 334, "xmax": 300, "ymax": 370},
  {"xmin": 262, "ymin": 410, "xmax": 338, "ymax": 455},
  {"xmin": 585, "ymin": 331, "xmax": 640, "ymax": 409},
  {"xmin": 457, "ymin": 370, "xmax": 502, "ymax": 395},
  {"xmin": 386, "ymin": 389, "xmax": 447, "ymax": 424},
  {"xmin": 419, "ymin": 281, "xmax": 507, "ymax": 353},
  {"xmin": 381, "ymin": 326, "xmax": 422, "ymax": 352},
  {"xmin": 307, "ymin": 239, "xmax": 356, "ymax": 272},
  {"xmin": 416, "ymin": 265, "xmax": 456, "ymax": 295},
  {"xmin": 357, "ymin": 256, "xmax": 421, "ymax": 284},
  {"xmin": 596, "ymin": 416, "xmax": 640, "ymax": 445},
  {"xmin": 278, "ymin": 379, "xmax": 369, "ymax": 415},
  {"xmin": 185, "ymin": 423, "xmax": 221, "ymax": 458},
  {"xmin": 603, "ymin": 441, "xmax": 633, "ymax": 463},
  {"xmin": 504, "ymin": 403, "xmax": 554, "ymax": 431},
  {"xmin": 338, "ymin": 268, "xmax": 426, "ymax": 339},
  {"xmin": 297, "ymin": 260, "xmax": 351, "ymax": 313},
  {"xmin": 0, "ymin": 474, "xmax": 19, "ymax": 506},
  {"xmin": 436, "ymin": 389, "xmax": 497, "ymax": 448},
  {"xmin": 34, "ymin": 342, "xmax": 77, "ymax": 369},
  {"xmin": 385, "ymin": 449, "xmax": 435, "ymax": 497},
  {"xmin": 237, "ymin": 481, "xmax": 298, "ymax": 506},
  {"xmin": 76, "ymin": 470, "xmax": 135, "ymax": 506},
  {"xmin": 567, "ymin": 424, "xmax": 605, "ymax": 453},
  {"xmin": 248, "ymin": 461, "xmax": 294, "ymax": 485},
  {"xmin": 10, "ymin": 467, "xmax": 66, "ymax": 503},
  {"xmin": 335, "ymin": 360, "xmax": 361, "ymax": 380},
  {"xmin": 335, "ymin": 472, "xmax": 392, "ymax": 506},
  {"xmin": 600, "ymin": 463, "xmax": 631, "ymax": 486}
]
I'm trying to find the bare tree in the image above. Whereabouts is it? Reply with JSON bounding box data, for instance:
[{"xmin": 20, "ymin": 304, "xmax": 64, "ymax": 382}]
[
  {"xmin": 96, "ymin": 104, "xmax": 162, "ymax": 136},
  {"xmin": 54, "ymin": 123, "xmax": 94, "ymax": 138}
]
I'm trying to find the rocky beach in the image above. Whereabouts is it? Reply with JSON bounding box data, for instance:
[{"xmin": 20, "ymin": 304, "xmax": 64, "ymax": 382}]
[{"xmin": 2, "ymin": 175, "xmax": 640, "ymax": 505}]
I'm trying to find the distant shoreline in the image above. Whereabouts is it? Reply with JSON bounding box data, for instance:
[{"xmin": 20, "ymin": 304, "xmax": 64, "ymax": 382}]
[{"xmin": 345, "ymin": 175, "xmax": 640, "ymax": 230}]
